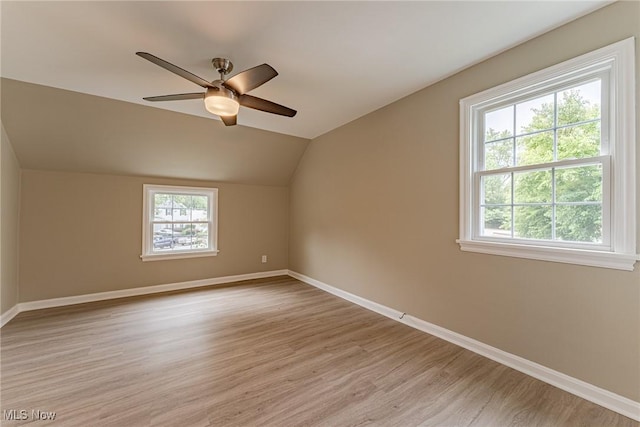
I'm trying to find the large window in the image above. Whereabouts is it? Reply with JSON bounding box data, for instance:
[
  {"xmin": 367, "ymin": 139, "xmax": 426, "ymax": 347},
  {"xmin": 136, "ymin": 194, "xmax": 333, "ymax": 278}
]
[
  {"xmin": 458, "ymin": 38, "xmax": 637, "ymax": 270},
  {"xmin": 141, "ymin": 184, "xmax": 218, "ymax": 261}
]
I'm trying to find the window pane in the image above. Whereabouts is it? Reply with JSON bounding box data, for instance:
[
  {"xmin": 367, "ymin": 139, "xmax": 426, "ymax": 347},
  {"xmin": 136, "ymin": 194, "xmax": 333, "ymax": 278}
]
[
  {"xmin": 481, "ymin": 206, "xmax": 511, "ymax": 237},
  {"xmin": 484, "ymin": 138, "xmax": 513, "ymax": 170},
  {"xmin": 514, "ymin": 205, "xmax": 552, "ymax": 240},
  {"xmin": 557, "ymin": 80, "xmax": 601, "ymax": 126},
  {"xmin": 557, "ymin": 121, "xmax": 600, "ymax": 161},
  {"xmin": 514, "ymin": 170, "xmax": 551, "ymax": 203},
  {"xmin": 152, "ymin": 224, "xmax": 174, "ymax": 251},
  {"xmin": 172, "ymin": 223, "xmax": 195, "ymax": 250},
  {"xmin": 482, "ymin": 173, "xmax": 511, "ymax": 205},
  {"xmin": 516, "ymin": 94, "xmax": 554, "ymax": 134},
  {"xmin": 515, "ymin": 131, "xmax": 553, "ymax": 166},
  {"xmin": 484, "ymin": 106, "xmax": 513, "ymax": 142},
  {"xmin": 171, "ymin": 195, "xmax": 190, "ymax": 221},
  {"xmin": 556, "ymin": 204, "xmax": 602, "ymax": 243},
  {"xmin": 183, "ymin": 195, "xmax": 193, "ymax": 221},
  {"xmin": 193, "ymin": 223, "xmax": 209, "ymax": 249},
  {"xmin": 556, "ymin": 164, "xmax": 602, "ymax": 203},
  {"xmin": 154, "ymin": 193, "xmax": 173, "ymax": 221},
  {"xmin": 191, "ymin": 195, "xmax": 209, "ymax": 220}
]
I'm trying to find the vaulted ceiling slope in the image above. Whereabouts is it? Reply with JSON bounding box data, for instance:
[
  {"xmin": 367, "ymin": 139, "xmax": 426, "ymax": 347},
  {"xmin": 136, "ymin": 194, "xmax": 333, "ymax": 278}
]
[{"xmin": 1, "ymin": 79, "xmax": 309, "ymax": 186}]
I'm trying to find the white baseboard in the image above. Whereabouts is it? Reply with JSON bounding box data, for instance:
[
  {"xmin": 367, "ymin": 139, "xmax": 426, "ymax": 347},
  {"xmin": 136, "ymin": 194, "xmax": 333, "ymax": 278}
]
[
  {"xmin": 288, "ymin": 270, "xmax": 640, "ymax": 422},
  {"xmin": 0, "ymin": 304, "xmax": 20, "ymax": 328},
  {"xmin": 0, "ymin": 270, "xmax": 288, "ymax": 327}
]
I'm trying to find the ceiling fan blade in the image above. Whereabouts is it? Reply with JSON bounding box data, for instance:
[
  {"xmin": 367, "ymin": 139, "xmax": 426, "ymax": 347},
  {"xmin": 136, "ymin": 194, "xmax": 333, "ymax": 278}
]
[
  {"xmin": 239, "ymin": 94, "xmax": 297, "ymax": 117},
  {"xmin": 220, "ymin": 115, "xmax": 237, "ymax": 126},
  {"xmin": 143, "ymin": 93, "xmax": 205, "ymax": 102},
  {"xmin": 223, "ymin": 64, "xmax": 278, "ymax": 95},
  {"xmin": 136, "ymin": 52, "xmax": 213, "ymax": 89}
]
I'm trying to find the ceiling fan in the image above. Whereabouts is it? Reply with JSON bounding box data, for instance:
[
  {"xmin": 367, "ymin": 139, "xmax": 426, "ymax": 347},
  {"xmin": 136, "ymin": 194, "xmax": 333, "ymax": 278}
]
[{"xmin": 136, "ymin": 52, "xmax": 297, "ymax": 126}]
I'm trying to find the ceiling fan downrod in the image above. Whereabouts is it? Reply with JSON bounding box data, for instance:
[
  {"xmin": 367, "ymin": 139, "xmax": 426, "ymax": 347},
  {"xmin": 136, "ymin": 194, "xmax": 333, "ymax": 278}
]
[{"xmin": 212, "ymin": 58, "xmax": 233, "ymax": 81}]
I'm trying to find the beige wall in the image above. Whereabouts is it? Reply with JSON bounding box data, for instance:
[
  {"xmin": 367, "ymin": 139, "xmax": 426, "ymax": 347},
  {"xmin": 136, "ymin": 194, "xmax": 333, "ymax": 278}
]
[
  {"xmin": 19, "ymin": 170, "xmax": 289, "ymax": 302},
  {"xmin": 289, "ymin": 1, "xmax": 640, "ymax": 402},
  {"xmin": 1, "ymin": 124, "xmax": 21, "ymax": 315}
]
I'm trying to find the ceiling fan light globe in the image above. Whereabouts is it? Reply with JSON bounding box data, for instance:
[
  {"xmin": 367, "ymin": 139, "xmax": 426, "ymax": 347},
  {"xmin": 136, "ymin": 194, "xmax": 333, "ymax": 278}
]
[{"xmin": 204, "ymin": 87, "xmax": 239, "ymax": 116}]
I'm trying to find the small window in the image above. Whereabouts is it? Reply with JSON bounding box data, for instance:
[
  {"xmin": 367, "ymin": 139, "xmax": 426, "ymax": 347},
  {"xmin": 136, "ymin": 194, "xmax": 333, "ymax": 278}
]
[
  {"xmin": 458, "ymin": 38, "xmax": 637, "ymax": 270},
  {"xmin": 141, "ymin": 184, "xmax": 218, "ymax": 261}
]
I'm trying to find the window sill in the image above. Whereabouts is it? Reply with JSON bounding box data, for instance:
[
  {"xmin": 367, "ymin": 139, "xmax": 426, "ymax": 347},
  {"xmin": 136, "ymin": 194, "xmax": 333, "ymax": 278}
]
[
  {"xmin": 141, "ymin": 250, "xmax": 219, "ymax": 262},
  {"xmin": 456, "ymin": 239, "xmax": 638, "ymax": 271}
]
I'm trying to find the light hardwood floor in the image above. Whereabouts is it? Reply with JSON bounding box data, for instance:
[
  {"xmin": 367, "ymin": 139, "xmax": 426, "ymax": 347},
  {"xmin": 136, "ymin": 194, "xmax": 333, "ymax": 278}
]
[{"xmin": 1, "ymin": 276, "xmax": 637, "ymax": 426}]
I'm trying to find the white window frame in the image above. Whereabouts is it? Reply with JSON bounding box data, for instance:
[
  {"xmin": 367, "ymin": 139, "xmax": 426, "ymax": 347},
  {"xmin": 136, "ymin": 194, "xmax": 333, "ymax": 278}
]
[
  {"xmin": 141, "ymin": 184, "xmax": 219, "ymax": 261},
  {"xmin": 458, "ymin": 37, "xmax": 637, "ymax": 271}
]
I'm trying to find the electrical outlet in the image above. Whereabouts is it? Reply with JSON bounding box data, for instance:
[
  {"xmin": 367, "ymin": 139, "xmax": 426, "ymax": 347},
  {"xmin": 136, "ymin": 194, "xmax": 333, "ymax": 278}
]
[{"xmin": 261, "ymin": 255, "xmax": 267, "ymax": 263}]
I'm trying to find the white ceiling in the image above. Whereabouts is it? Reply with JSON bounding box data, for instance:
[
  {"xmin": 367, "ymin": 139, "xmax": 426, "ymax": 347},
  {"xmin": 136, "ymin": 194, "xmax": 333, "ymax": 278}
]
[{"xmin": 1, "ymin": 1, "xmax": 608, "ymax": 139}]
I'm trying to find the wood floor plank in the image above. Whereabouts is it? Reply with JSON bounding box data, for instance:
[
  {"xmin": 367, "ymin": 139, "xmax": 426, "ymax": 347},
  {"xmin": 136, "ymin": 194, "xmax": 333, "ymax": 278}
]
[{"xmin": 1, "ymin": 276, "xmax": 637, "ymax": 426}]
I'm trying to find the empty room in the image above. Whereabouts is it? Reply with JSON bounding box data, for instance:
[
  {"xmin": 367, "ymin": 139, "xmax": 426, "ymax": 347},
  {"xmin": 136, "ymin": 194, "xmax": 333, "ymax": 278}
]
[{"xmin": 1, "ymin": 1, "xmax": 639, "ymax": 426}]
